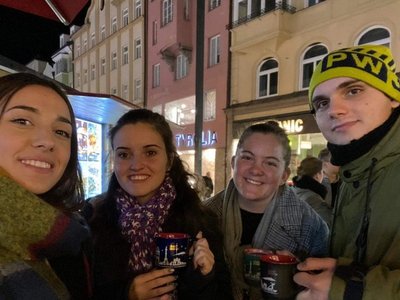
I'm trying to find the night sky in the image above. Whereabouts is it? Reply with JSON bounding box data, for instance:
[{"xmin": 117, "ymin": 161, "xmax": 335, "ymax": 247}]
[{"xmin": 0, "ymin": 4, "xmax": 88, "ymax": 65}]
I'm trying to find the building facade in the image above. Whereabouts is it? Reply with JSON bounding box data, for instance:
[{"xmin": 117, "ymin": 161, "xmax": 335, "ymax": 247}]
[
  {"xmin": 50, "ymin": 0, "xmax": 145, "ymax": 197},
  {"xmin": 71, "ymin": 0, "xmax": 145, "ymax": 108},
  {"xmin": 146, "ymin": 0, "xmax": 230, "ymax": 193},
  {"xmin": 52, "ymin": 33, "xmax": 74, "ymax": 87},
  {"xmin": 228, "ymin": 0, "xmax": 400, "ymax": 180}
]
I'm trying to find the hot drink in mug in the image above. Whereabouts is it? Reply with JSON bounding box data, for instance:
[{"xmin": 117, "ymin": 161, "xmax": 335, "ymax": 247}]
[{"xmin": 155, "ymin": 232, "xmax": 191, "ymax": 269}]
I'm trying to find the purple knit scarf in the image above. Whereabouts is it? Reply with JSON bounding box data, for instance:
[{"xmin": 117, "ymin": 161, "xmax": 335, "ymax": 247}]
[{"xmin": 115, "ymin": 176, "xmax": 176, "ymax": 273}]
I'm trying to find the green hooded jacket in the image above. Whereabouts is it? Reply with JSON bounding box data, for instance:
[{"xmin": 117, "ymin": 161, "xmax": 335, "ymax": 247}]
[{"xmin": 329, "ymin": 116, "xmax": 400, "ymax": 300}]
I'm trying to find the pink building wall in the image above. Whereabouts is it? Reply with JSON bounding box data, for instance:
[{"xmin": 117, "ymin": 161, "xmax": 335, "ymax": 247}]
[{"xmin": 146, "ymin": 0, "xmax": 230, "ymax": 151}]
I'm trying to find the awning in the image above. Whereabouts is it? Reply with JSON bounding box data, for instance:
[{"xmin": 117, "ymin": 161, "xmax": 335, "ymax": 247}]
[
  {"xmin": 0, "ymin": 1, "xmax": 90, "ymax": 64},
  {"xmin": 67, "ymin": 92, "xmax": 140, "ymax": 125},
  {"xmin": 0, "ymin": 0, "xmax": 90, "ymax": 25}
]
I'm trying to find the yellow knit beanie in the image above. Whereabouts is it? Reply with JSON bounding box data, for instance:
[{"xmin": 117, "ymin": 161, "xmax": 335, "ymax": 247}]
[{"xmin": 308, "ymin": 45, "xmax": 400, "ymax": 109}]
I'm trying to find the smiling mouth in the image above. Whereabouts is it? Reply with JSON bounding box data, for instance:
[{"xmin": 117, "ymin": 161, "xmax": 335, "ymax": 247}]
[
  {"xmin": 128, "ymin": 175, "xmax": 149, "ymax": 181},
  {"xmin": 245, "ymin": 178, "xmax": 262, "ymax": 185},
  {"xmin": 21, "ymin": 159, "xmax": 52, "ymax": 169}
]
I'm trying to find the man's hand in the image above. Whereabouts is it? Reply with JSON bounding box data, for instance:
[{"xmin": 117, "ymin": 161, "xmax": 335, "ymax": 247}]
[{"xmin": 294, "ymin": 257, "xmax": 337, "ymax": 300}]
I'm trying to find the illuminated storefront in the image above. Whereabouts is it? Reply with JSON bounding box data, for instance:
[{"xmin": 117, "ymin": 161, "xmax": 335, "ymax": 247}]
[{"xmin": 232, "ymin": 113, "xmax": 327, "ymax": 178}]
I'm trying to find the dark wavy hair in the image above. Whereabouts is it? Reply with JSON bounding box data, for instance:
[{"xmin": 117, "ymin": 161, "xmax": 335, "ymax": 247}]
[
  {"xmin": 100, "ymin": 109, "xmax": 219, "ymax": 236},
  {"xmin": 297, "ymin": 156, "xmax": 323, "ymax": 178},
  {"xmin": 0, "ymin": 73, "xmax": 84, "ymax": 211},
  {"xmin": 236, "ymin": 120, "xmax": 291, "ymax": 168}
]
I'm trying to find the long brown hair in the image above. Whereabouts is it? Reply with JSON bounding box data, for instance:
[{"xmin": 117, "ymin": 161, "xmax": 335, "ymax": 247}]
[
  {"xmin": 102, "ymin": 109, "xmax": 220, "ymax": 236},
  {"xmin": 0, "ymin": 73, "xmax": 84, "ymax": 210}
]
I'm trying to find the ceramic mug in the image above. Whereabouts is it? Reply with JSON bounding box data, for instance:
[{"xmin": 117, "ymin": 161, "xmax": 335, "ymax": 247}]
[
  {"xmin": 155, "ymin": 232, "xmax": 191, "ymax": 269},
  {"xmin": 243, "ymin": 248, "xmax": 270, "ymax": 287},
  {"xmin": 260, "ymin": 254, "xmax": 299, "ymax": 300}
]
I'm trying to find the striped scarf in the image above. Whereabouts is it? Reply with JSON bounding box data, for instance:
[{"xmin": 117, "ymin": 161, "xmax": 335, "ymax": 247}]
[{"xmin": 116, "ymin": 176, "xmax": 176, "ymax": 274}]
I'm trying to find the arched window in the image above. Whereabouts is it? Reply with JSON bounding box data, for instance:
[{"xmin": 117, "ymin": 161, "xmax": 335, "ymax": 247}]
[
  {"xmin": 357, "ymin": 27, "xmax": 390, "ymax": 47},
  {"xmin": 257, "ymin": 58, "xmax": 278, "ymax": 98},
  {"xmin": 301, "ymin": 44, "xmax": 328, "ymax": 89}
]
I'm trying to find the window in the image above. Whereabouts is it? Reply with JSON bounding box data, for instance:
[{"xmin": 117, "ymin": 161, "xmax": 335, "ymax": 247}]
[
  {"xmin": 122, "ymin": 45, "xmax": 129, "ymax": 65},
  {"xmin": 76, "ymin": 45, "xmax": 81, "ymax": 56},
  {"xmin": 83, "ymin": 39, "xmax": 87, "ymax": 52},
  {"xmin": 101, "ymin": 25, "xmax": 106, "ymax": 40},
  {"xmin": 83, "ymin": 69, "xmax": 88, "ymax": 84},
  {"xmin": 76, "ymin": 73, "xmax": 81, "ymax": 88},
  {"xmin": 306, "ymin": 0, "xmax": 325, "ymax": 8},
  {"xmin": 100, "ymin": 57, "xmax": 106, "ymax": 75},
  {"xmin": 176, "ymin": 54, "xmax": 188, "ymax": 79},
  {"xmin": 162, "ymin": 0, "xmax": 173, "ymax": 26},
  {"xmin": 90, "ymin": 64, "xmax": 96, "ymax": 80},
  {"xmin": 301, "ymin": 44, "xmax": 328, "ymax": 89},
  {"xmin": 91, "ymin": 32, "xmax": 95, "ymax": 47},
  {"xmin": 55, "ymin": 58, "xmax": 69, "ymax": 74},
  {"xmin": 184, "ymin": 0, "xmax": 190, "ymax": 20},
  {"xmin": 238, "ymin": 0, "xmax": 248, "ymax": 20},
  {"xmin": 111, "ymin": 87, "xmax": 117, "ymax": 95},
  {"xmin": 134, "ymin": 38, "xmax": 142, "ymax": 59},
  {"xmin": 210, "ymin": 0, "xmax": 221, "ymax": 10},
  {"xmin": 122, "ymin": 8, "xmax": 129, "ymax": 26},
  {"xmin": 153, "ymin": 64, "xmax": 160, "ymax": 87},
  {"xmin": 153, "ymin": 105, "xmax": 162, "ymax": 115},
  {"xmin": 60, "ymin": 34, "xmax": 66, "ymax": 47},
  {"xmin": 134, "ymin": 79, "xmax": 142, "ymax": 100},
  {"xmin": 209, "ymin": 35, "xmax": 220, "ymax": 66},
  {"xmin": 135, "ymin": 0, "xmax": 142, "ymax": 18},
  {"xmin": 204, "ymin": 90, "xmax": 216, "ymax": 121},
  {"xmin": 111, "ymin": 51, "xmax": 117, "ymax": 70},
  {"xmin": 152, "ymin": 21, "xmax": 158, "ymax": 45},
  {"xmin": 165, "ymin": 98, "xmax": 195, "ymax": 125},
  {"xmin": 357, "ymin": 27, "xmax": 390, "ymax": 47},
  {"xmin": 111, "ymin": 17, "xmax": 117, "ymax": 33},
  {"xmin": 257, "ymin": 59, "xmax": 278, "ymax": 98},
  {"xmin": 122, "ymin": 84, "xmax": 128, "ymax": 99}
]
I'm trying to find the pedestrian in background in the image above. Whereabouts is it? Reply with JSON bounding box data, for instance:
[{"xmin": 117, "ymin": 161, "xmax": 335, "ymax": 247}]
[
  {"xmin": 204, "ymin": 121, "xmax": 328, "ymax": 299},
  {"xmin": 295, "ymin": 44, "xmax": 400, "ymax": 300},
  {"xmin": 0, "ymin": 73, "xmax": 91, "ymax": 299},
  {"xmin": 318, "ymin": 148, "xmax": 340, "ymax": 208},
  {"xmin": 292, "ymin": 156, "xmax": 332, "ymax": 226},
  {"xmin": 88, "ymin": 109, "xmax": 232, "ymax": 300},
  {"xmin": 203, "ymin": 171, "xmax": 214, "ymax": 198}
]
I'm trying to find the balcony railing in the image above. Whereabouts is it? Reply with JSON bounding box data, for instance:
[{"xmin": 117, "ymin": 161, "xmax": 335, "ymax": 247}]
[{"xmin": 231, "ymin": 1, "xmax": 296, "ymax": 28}]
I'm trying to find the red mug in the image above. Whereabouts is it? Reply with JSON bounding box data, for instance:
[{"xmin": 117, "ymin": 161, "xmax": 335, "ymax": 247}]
[
  {"xmin": 260, "ymin": 254, "xmax": 299, "ymax": 299},
  {"xmin": 243, "ymin": 248, "xmax": 270, "ymax": 287}
]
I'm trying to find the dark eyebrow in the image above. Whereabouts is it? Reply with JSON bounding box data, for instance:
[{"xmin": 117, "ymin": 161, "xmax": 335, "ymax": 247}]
[
  {"xmin": 240, "ymin": 149, "xmax": 280, "ymax": 162},
  {"xmin": 115, "ymin": 144, "xmax": 163, "ymax": 151},
  {"xmin": 312, "ymin": 79, "xmax": 362, "ymax": 104},
  {"xmin": 337, "ymin": 79, "xmax": 361, "ymax": 89},
  {"xmin": 115, "ymin": 146, "xmax": 130, "ymax": 151},
  {"xmin": 144, "ymin": 144, "xmax": 163, "ymax": 149},
  {"xmin": 6, "ymin": 105, "xmax": 37, "ymax": 113},
  {"xmin": 6, "ymin": 105, "xmax": 72, "ymax": 126}
]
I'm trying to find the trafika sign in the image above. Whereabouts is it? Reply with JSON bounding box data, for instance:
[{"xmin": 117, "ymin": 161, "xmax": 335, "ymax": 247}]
[
  {"xmin": 176, "ymin": 130, "xmax": 217, "ymax": 148},
  {"xmin": 277, "ymin": 119, "xmax": 304, "ymax": 133}
]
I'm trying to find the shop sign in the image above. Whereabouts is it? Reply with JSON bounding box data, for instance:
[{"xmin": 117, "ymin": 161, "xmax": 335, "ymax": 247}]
[
  {"xmin": 176, "ymin": 130, "xmax": 218, "ymax": 148},
  {"xmin": 234, "ymin": 112, "xmax": 319, "ymax": 139},
  {"xmin": 277, "ymin": 119, "xmax": 304, "ymax": 133}
]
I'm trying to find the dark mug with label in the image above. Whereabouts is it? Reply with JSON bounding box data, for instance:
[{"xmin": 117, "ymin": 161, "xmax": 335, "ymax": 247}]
[
  {"xmin": 260, "ymin": 254, "xmax": 299, "ymax": 300},
  {"xmin": 155, "ymin": 232, "xmax": 191, "ymax": 269},
  {"xmin": 243, "ymin": 248, "xmax": 270, "ymax": 287}
]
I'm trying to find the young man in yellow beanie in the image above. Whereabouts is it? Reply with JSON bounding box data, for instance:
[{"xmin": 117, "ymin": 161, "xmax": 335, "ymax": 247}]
[{"xmin": 294, "ymin": 44, "xmax": 400, "ymax": 300}]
